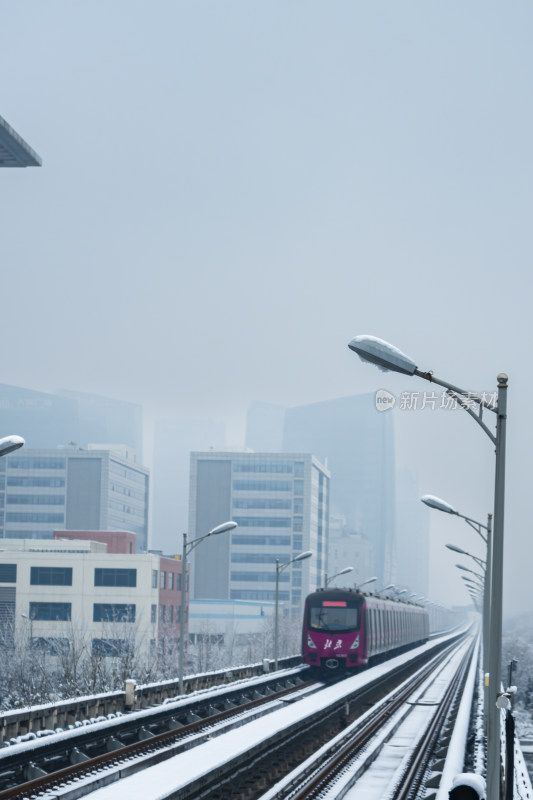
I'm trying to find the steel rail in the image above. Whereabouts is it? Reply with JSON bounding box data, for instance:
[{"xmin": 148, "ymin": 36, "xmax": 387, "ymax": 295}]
[
  {"xmin": 391, "ymin": 640, "xmax": 474, "ymax": 800},
  {"xmin": 277, "ymin": 639, "xmax": 469, "ymax": 800},
  {"xmin": 0, "ymin": 680, "xmax": 317, "ymax": 800}
]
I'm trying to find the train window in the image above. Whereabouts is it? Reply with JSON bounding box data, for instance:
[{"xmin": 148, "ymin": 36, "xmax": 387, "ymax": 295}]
[{"xmin": 309, "ymin": 605, "xmax": 359, "ymax": 631}]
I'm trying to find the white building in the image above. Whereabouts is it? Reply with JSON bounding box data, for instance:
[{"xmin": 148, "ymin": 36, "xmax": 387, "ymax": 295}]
[{"xmin": 0, "ymin": 536, "xmax": 185, "ymax": 658}]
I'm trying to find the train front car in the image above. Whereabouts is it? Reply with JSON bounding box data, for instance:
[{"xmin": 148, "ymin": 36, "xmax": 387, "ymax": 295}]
[{"xmin": 302, "ymin": 588, "xmax": 365, "ymax": 677}]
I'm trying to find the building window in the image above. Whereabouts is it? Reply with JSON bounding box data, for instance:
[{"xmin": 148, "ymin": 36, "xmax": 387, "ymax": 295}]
[
  {"xmin": 232, "ymin": 517, "xmax": 291, "ymax": 528},
  {"xmin": 93, "ymin": 603, "xmax": 135, "ymax": 623},
  {"xmin": 293, "ymin": 517, "xmax": 303, "ymax": 532},
  {"xmin": 92, "ymin": 639, "xmax": 133, "ymax": 657},
  {"xmin": 32, "ymin": 637, "xmax": 70, "ymax": 655},
  {"xmin": 168, "ymin": 572, "xmax": 174, "ymax": 591},
  {"xmin": 29, "ymin": 602, "xmax": 71, "ymax": 621},
  {"xmin": 160, "ymin": 571, "xmax": 166, "ymax": 590},
  {"xmin": 294, "ymin": 462, "xmax": 305, "ymax": 477},
  {"xmin": 0, "ymin": 564, "xmax": 16, "ymax": 583},
  {"xmin": 159, "ymin": 605, "xmax": 165, "ymax": 623},
  {"xmin": 231, "ymin": 571, "xmax": 288, "ymax": 583},
  {"xmin": 7, "ymin": 476, "xmax": 65, "ymax": 487},
  {"xmin": 151, "ymin": 604, "xmax": 157, "ymax": 623},
  {"xmin": 176, "ymin": 573, "xmax": 182, "ymax": 591},
  {"xmin": 233, "ymin": 534, "xmax": 291, "ymax": 547},
  {"xmin": 5, "ymin": 512, "xmax": 65, "ymax": 524},
  {"xmin": 293, "ymin": 480, "xmax": 304, "ymax": 496},
  {"xmin": 233, "ymin": 480, "xmax": 292, "ymax": 492},
  {"xmin": 233, "ymin": 498, "xmax": 292, "ymax": 510},
  {"xmin": 293, "ymin": 498, "xmax": 304, "ymax": 514},
  {"xmin": 7, "ymin": 494, "xmax": 65, "ymax": 505},
  {"xmin": 233, "ymin": 460, "xmax": 293, "ymax": 474},
  {"xmin": 231, "ymin": 553, "xmax": 278, "ymax": 564},
  {"xmin": 31, "ymin": 567, "xmax": 72, "ymax": 586},
  {"xmin": 152, "ymin": 570, "xmax": 158, "ymax": 588},
  {"xmin": 94, "ymin": 568, "xmax": 136, "ymax": 587},
  {"xmin": 168, "ymin": 605, "xmax": 174, "ymax": 623},
  {"xmin": 8, "ymin": 457, "xmax": 66, "ymax": 470},
  {"xmin": 293, "ymin": 535, "xmax": 303, "ymax": 550}
]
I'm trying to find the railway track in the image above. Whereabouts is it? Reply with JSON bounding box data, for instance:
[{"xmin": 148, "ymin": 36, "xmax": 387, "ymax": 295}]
[
  {"xmin": 0, "ymin": 669, "xmax": 314, "ymax": 799},
  {"xmin": 260, "ymin": 634, "xmax": 475, "ymax": 800},
  {"xmin": 0, "ymin": 632, "xmax": 468, "ymax": 800}
]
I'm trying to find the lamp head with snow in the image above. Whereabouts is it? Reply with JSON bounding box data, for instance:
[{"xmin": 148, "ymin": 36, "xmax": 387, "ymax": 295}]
[
  {"xmin": 421, "ymin": 495, "xmax": 457, "ymax": 515},
  {"xmin": 209, "ymin": 521, "xmax": 237, "ymax": 536},
  {"xmin": 0, "ymin": 436, "xmax": 24, "ymax": 457},
  {"xmin": 446, "ymin": 543, "xmax": 466, "ymax": 555},
  {"xmin": 347, "ymin": 335, "xmax": 418, "ymax": 375},
  {"xmin": 294, "ymin": 550, "xmax": 313, "ymax": 562}
]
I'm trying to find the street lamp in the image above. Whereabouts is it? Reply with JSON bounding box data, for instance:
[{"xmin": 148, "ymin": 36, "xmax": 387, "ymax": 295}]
[
  {"xmin": 275, "ymin": 551, "xmax": 313, "ymax": 670},
  {"xmin": 0, "ymin": 435, "xmax": 24, "ymax": 457},
  {"xmin": 445, "ymin": 543, "xmax": 486, "ymax": 571},
  {"xmin": 356, "ymin": 576, "xmax": 377, "ymax": 591},
  {"xmin": 178, "ymin": 521, "xmax": 237, "ymax": 694},
  {"xmin": 348, "ymin": 335, "xmax": 507, "ymax": 800},
  {"xmin": 421, "ymin": 494, "xmax": 492, "ymax": 712},
  {"xmin": 325, "ymin": 566, "xmax": 353, "ymax": 587}
]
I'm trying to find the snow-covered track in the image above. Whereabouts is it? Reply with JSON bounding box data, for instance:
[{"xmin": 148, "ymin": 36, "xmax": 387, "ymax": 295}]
[
  {"xmin": 54, "ymin": 632, "xmax": 466, "ymax": 800},
  {"xmin": 0, "ymin": 670, "xmax": 315, "ymax": 800},
  {"xmin": 260, "ymin": 634, "xmax": 475, "ymax": 800}
]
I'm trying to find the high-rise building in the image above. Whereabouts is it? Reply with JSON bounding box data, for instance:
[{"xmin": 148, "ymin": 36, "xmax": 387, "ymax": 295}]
[
  {"xmin": 327, "ymin": 515, "xmax": 374, "ymax": 589},
  {"xmin": 0, "ymin": 384, "xmax": 143, "ymax": 457},
  {"xmin": 152, "ymin": 420, "xmax": 226, "ymax": 553},
  {"xmin": 281, "ymin": 394, "xmax": 396, "ymax": 586},
  {"xmin": 0, "ymin": 446, "xmax": 150, "ymax": 551},
  {"xmin": 395, "ymin": 470, "xmax": 429, "ymax": 596},
  {"xmin": 0, "ymin": 114, "xmax": 41, "ymax": 168},
  {"xmin": 188, "ymin": 451, "xmax": 330, "ymax": 615},
  {"xmin": 58, "ymin": 389, "xmax": 143, "ymax": 460}
]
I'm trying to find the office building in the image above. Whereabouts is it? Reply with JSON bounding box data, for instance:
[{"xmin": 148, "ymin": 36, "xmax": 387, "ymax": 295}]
[
  {"xmin": 281, "ymin": 394, "xmax": 396, "ymax": 586},
  {"xmin": 0, "ymin": 446, "xmax": 150, "ymax": 552},
  {"xmin": 0, "ymin": 534, "xmax": 185, "ymax": 657},
  {"xmin": 0, "ymin": 114, "xmax": 41, "ymax": 168},
  {"xmin": 188, "ymin": 451, "xmax": 330, "ymax": 614}
]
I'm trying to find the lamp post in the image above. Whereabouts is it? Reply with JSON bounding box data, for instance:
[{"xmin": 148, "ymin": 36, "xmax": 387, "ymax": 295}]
[
  {"xmin": 325, "ymin": 566, "xmax": 353, "ymax": 587},
  {"xmin": 349, "ymin": 335, "xmax": 507, "ymax": 800},
  {"xmin": 275, "ymin": 550, "xmax": 313, "ymax": 670},
  {"xmin": 356, "ymin": 576, "xmax": 377, "ymax": 591},
  {"xmin": 178, "ymin": 521, "xmax": 237, "ymax": 694},
  {"xmin": 422, "ymin": 494, "xmax": 492, "ymax": 704}
]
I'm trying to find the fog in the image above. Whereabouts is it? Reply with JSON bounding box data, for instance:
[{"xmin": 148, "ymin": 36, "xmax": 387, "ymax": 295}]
[{"xmin": 1, "ymin": 2, "xmax": 532, "ymax": 616}]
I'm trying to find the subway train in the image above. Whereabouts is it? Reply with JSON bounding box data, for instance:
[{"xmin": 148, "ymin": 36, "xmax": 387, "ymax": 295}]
[{"xmin": 302, "ymin": 587, "xmax": 429, "ymax": 676}]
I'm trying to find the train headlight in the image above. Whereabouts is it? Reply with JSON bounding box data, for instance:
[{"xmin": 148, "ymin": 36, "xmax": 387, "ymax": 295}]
[
  {"xmin": 350, "ymin": 634, "xmax": 360, "ymax": 650},
  {"xmin": 307, "ymin": 633, "xmax": 317, "ymax": 649}
]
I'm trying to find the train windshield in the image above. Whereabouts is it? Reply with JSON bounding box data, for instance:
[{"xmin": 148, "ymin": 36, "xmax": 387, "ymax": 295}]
[{"xmin": 309, "ymin": 604, "xmax": 359, "ymax": 632}]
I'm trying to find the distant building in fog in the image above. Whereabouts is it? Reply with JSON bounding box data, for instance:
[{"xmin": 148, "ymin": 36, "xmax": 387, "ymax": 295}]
[
  {"xmin": 328, "ymin": 515, "xmax": 374, "ymax": 588},
  {"xmin": 0, "ymin": 446, "xmax": 150, "ymax": 551},
  {"xmin": 0, "ymin": 384, "xmax": 143, "ymax": 457},
  {"xmin": 188, "ymin": 450, "xmax": 329, "ymax": 615},
  {"xmin": 395, "ymin": 469, "xmax": 429, "ymax": 596},
  {"xmin": 281, "ymin": 394, "xmax": 396, "ymax": 587},
  {"xmin": 151, "ymin": 419, "xmax": 226, "ymax": 552},
  {"xmin": 245, "ymin": 402, "xmax": 286, "ymax": 451}
]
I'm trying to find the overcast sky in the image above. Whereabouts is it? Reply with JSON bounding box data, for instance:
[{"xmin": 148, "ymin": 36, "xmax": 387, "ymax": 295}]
[{"xmin": 2, "ymin": 2, "xmax": 532, "ymax": 616}]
